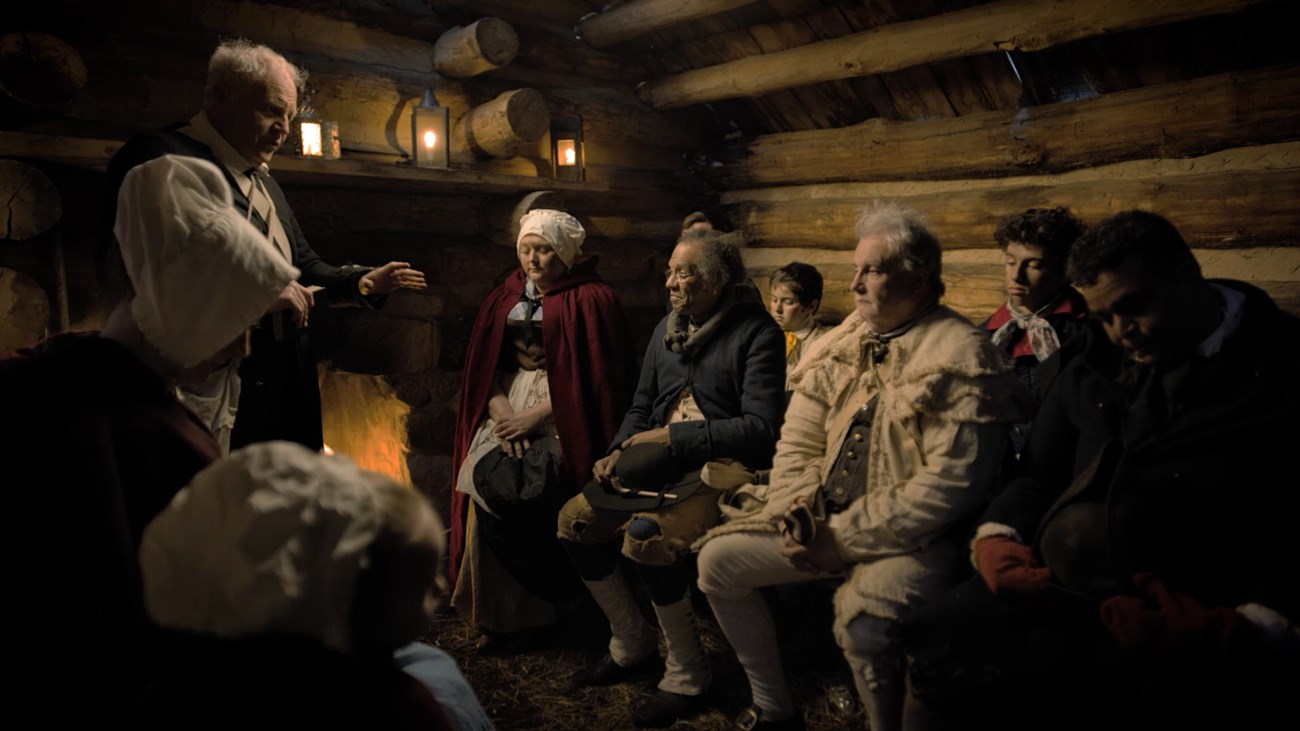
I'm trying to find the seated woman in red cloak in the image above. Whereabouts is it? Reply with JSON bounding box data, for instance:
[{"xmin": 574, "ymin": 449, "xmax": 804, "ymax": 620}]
[{"xmin": 449, "ymin": 209, "xmax": 635, "ymax": 651}]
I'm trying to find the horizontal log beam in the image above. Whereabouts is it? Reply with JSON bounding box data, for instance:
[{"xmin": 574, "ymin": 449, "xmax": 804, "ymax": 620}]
[
  {"xmin": 197, "ymin": 0, "xmax": 434, "ymax": 76},
  {"xmin": 743, "ymin": 247, "xmax": 1300, "ymax": 323},
  {"xmin": 726, "ymin": 64, "xmax": 1300, "ymax": 187},
  {"xmin": 426, "ymin": 0, "xmax": 597, "ymax": 30},
  {"xmin": 286, "ymin": 189, "xmax": 485, "ymax": 238},
  {"xmin": 579, "ymin": 0, "xmax": 757, "ymax": 49},
  {"xmin": 722, "ymin": 142, "xmax": 1300, "ymax": 249},
  {"xmin": 566, "ymin": 184, "xmax": 681, "ymax": 216},
  {"xmin": 581, "ymin": 216, "xmax": 681, "ymax": 242},
  {"xmin": 742, "ymin": 247, "xmax": 1300, "ymax": 288},
  {"xmin": 543, "ymin": 89, "xmax": 705, "ymax": 149},
  {"xmin": 638, "ymin": 0, "xmax": 1266, "ymax": 109}
]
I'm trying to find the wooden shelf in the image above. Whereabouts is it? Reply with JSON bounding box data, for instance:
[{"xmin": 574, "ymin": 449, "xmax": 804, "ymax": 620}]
[{"xmin": 0, "ymin": 131, "xmax": 609, "ymax": 195}]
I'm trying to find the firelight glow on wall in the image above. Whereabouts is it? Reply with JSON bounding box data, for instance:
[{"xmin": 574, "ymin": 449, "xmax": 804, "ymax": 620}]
[
  {"xmin": 551, "ymin": 114, "xmax": 584, "ymax": 181},
  {"xmin": 411, "ymin": 88, "xmax": 450, "ymax": 169}
]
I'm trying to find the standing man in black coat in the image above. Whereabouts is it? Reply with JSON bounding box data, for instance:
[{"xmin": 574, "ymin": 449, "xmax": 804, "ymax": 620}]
[
  {"xmin": 904, "ymin": 210, "xmax": 1300, "ymax": 730},
  {"xmin": 103, "ymin": 38, "xmax": 426, "ymax": 452}
]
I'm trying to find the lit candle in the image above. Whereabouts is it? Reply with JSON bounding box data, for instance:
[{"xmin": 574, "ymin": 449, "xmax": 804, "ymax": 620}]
[{"xmin": 558, "ymin": 139, "xmax": 576, "ymax": 166}]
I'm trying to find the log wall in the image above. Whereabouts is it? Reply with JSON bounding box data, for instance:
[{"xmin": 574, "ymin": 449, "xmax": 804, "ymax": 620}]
[{"xmin": 723, "ymin": 65, "xmax": 1300, "ymax": 324}]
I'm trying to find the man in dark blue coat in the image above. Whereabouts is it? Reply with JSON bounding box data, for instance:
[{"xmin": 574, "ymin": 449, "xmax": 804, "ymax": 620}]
[
  {"xmin": 557, "ymin": 227, "xmax": 787, "ymax": 728},
  {"xmin": 103, "ymin": 39, "xmax": 426, "ymax": 452}
]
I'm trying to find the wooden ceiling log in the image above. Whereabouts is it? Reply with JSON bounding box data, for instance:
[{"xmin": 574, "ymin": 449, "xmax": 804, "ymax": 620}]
[
  {"xmin": 724, "ymin": 64, "xmax": 1300, "ymax": 187},
  {"xmin": 721, "ymin": 141, "xmax": 1300, "ymax": 250},
  {"xmin": 579, "ymin": 0, "xmax": 758, "ymax": 49},
  {"xmin": 637, "ymin": 0, "xmax": 1268, "ymax": 109},
  {"xmin": 543, "ymin": 89, "xmax": 705, "ymax": 149},
  {"xmin": 197, "ymin": 0, "xmax": 435, "ymax": 76},
  {"xmin": 425, "ymin": 0, "xmax": 596, "ymax": 31}
]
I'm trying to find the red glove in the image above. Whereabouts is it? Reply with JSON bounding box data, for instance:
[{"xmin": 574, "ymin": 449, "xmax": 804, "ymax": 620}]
[
  {"xmin": 1099, "ymin": 573, "xmax": 1250, "ymax": 659},
  {"xmin": 974, "ymin": 536, "xmax": 1053, "ymax": 597}
]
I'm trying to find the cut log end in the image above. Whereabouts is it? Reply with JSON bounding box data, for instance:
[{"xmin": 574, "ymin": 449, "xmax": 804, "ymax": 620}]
[
  {"xmin": 0, "ymin": 160, "xmax": 62, "ymax": 241},
  {"xmin": 433, "ymin": 18, "xmax": 519, "ymax": 79},
  {"xmin": 504, "ymin": 88, "xmax": 549, "ymax": 142},
  {"xmin": 0, "ymin": 267, "xmax": 51, "ymax": 352},
  {"xmin": 474, "ymin": 18, "xmax": 519, "ymax": 67},
  {"xmin": 456, "ymin": 88, "xmax": 550, "ymax": 159},
  {"xmin": 0, "ymin": 31, "xmax": 87, "ymax": 108}
]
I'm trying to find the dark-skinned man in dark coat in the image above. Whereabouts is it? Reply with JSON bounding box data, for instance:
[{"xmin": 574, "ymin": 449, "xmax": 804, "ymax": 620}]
[{"xmin": 904, "ymin": 210, "xmax": 1300, "ymax": 730}]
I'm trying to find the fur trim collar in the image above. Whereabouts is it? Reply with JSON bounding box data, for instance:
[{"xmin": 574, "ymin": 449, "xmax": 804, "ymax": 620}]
[
  {"xmin": 791, "ymin": 307, "xmax": 1030, "ymax": 424},
  {"xmin": 663, "ymin": 282, "xmax": 761, "ymax": 356}
]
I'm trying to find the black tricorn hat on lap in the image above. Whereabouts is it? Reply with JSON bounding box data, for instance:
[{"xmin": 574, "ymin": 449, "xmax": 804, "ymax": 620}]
[{"xmin": 583, "ymin": 442, "xmax": 704, "ymax": 512}]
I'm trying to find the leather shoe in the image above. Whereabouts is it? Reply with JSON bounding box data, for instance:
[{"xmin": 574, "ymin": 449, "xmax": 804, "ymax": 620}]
[
  {"xmin": 734, "ymin": 706, "xmax": 806, "ymax": 730},
  {"xmin": 632, "ymin": 690, "xmax": 705, "ymax": 728},
  {"xmin": 571, "ymin": 653, "xmax": 655, "ymax": 688},
  {"xmin": 472, "ymin": 628, "xmax": 537, "ymax": 656}
]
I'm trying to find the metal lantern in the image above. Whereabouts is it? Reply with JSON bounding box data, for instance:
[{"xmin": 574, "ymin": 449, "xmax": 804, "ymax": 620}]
[
  {"xmin": 550, "ymin": 114, "xmax": 584, "ymax": 181},
  {"xmin": 297, "ymin": 113, "xmax": 323, "ymax": 157},
  {"xmin": 411, "ymin": 88, "xmax": 450, "ymax": 169}
]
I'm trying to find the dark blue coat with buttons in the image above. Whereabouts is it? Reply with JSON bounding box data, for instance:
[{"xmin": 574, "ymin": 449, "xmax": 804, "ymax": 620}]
[{"xmin": 609, "ymin": 288, "xmax": 786, "ymax": 471}]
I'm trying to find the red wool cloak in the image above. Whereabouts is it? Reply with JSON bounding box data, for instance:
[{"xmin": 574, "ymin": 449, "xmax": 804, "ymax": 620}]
[{"xmin": 448, "ymin": 260, "xmax": 635, "ymax": 590}]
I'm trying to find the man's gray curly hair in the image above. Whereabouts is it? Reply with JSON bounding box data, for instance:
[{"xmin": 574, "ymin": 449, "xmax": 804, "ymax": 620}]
[
  {"xmin": 678, "ymin": 228, "xmax": 744, "ymax": 289},
  {"xmin": 205, "ymin": 39, "xmax": 307, "ymax": 107},
  {"xmin": 854, "ymin": 200, "xmax": 945, "ymax": 297}
]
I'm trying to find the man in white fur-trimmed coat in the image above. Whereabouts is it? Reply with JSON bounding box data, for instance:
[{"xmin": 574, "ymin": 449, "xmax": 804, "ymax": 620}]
[{"xmin": 695, "ymin": 201, "xmax": 1031, "ymax": 731}]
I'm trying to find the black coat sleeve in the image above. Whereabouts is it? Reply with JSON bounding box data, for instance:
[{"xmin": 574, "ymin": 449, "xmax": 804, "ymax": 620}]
[{"xmin": 261, "ymin": 175, "xmax": 378, "ymax": 308}]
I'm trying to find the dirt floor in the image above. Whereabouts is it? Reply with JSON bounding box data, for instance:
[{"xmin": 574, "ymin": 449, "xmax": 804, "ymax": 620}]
[{"xmin": 424, "ymin": 581, "xmax": 865, "ymax": 730}]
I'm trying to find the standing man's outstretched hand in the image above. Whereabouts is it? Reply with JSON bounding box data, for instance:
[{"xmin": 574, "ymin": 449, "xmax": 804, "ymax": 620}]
[{"xmin": 361, "ymin": 261, "xmax": 427, "ymax": 295}]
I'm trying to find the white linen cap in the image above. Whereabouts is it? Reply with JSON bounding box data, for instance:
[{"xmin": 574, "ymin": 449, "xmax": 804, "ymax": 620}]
[
  {"xmin": 517, "ymin": 208, "xmax": 585, "ymax": 268},
  {"xmin": 113, "ymin": 155, "xmax": 298, "ymax": 368},
  {"xmin": 140, "ymin": 441, "xmax": 442, "ymax": 652}
]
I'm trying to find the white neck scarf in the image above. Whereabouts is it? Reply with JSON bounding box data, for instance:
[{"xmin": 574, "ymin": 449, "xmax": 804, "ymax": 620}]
[{"xmin": 991, "ymin": 296, "xmax": 1063, "ymax": 362}]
